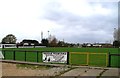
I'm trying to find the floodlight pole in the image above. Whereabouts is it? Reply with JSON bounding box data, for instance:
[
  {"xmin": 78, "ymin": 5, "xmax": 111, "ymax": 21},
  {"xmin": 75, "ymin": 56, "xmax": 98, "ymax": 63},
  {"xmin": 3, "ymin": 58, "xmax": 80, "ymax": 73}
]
[
  {"xmin": 48, "ymin": 31, "xmax": 50, "ymax": 38},
  {"xmin": 114, "ymin": 28, "xmax": 116, "ymax": 41},
  {"xmin": 41, "ymin": 31, "xmax": 43, "ymax": 40}
]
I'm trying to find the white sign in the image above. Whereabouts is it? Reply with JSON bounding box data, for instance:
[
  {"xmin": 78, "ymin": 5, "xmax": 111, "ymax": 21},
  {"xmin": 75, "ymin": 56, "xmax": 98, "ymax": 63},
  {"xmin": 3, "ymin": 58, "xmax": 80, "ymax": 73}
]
[
  {"xmin": 0, "ymin": 51, "xmax": 4, "ymax": 59},
  {"xmin": 42, "ymin": 52, "xmax": 67, "ymax": 63}
]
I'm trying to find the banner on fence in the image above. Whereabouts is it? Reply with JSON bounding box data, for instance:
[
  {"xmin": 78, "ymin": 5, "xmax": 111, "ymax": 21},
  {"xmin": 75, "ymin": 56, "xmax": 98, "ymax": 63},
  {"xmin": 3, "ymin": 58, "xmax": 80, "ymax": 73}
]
[{"xmin": 42, "ymin": 52, "xmax": 67, "ymax": 63}]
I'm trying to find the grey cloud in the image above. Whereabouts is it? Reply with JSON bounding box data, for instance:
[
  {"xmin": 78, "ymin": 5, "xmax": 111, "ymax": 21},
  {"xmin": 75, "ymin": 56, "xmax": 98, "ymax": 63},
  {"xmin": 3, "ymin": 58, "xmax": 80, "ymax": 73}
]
[
  {"xmin": 90, "ymin": 2, "xmax": 118, "ymax": 8},
  {"xmin": 43, "ymin": 2, "xmax": 117, "ymax": 43},
  {"xmin": 61, "ymin": 32, "xmax": 111, "ymax": 43}
]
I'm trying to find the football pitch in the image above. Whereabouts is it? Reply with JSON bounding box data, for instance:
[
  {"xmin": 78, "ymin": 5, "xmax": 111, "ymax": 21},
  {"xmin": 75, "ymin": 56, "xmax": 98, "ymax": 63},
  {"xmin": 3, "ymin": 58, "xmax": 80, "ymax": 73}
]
[{"xmin": 2, "ymin": 47, "xmax": 120, "ymax": 67}]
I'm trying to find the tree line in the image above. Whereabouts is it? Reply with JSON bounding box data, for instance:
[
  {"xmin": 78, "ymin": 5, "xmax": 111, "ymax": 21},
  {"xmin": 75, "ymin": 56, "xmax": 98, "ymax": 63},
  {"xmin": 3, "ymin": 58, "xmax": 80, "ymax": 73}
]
[
  {"xmin": 1, "ymin": 32, "xmax": 120, "ymax": 48},
  {"xmin": 0, "ymin": 34, "xmax": 78, "ymax": 47},
  {"xmin": 113, "ymin": 28, "xmax": 120, "ymax": 48}
]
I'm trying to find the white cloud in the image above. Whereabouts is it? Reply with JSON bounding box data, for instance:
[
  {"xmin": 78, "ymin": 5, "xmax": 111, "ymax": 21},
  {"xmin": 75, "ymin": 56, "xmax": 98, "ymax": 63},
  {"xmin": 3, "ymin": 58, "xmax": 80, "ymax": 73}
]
[
  {"xmin": 56, "ymin": 0, "xmax": 113, "ymax": 17},
  {"xmin": 58, "ymin": 0, "xmax": 93, "ymax": 17},
  {"xmin": 93, "ymin": 4, "xmax": 112, "ymax": 15},
  {"xmin": 0, "ymin": 0, "xmax": 51, "ymax": 41},
  {"xmin": 0, "ymin": 0, "xmax": 118, "ymax": 43}
]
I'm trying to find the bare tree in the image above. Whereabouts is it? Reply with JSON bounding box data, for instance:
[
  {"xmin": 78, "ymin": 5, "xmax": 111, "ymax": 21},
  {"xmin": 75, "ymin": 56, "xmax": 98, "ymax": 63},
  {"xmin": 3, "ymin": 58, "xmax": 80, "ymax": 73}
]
[
  {"xmin": 114, "ymin": 28, "xmax": 120, "ymax": 41},
  {"xmin": 118, "ymin": 27, "xmax": 120, "ymax": 41},
  {"xmin": 49, "ymin": 37, "xmax": 58, "ymax": 47},
  {"xmin": 48, "ymin": 35, "xmax": 58, "ymax": 47}
]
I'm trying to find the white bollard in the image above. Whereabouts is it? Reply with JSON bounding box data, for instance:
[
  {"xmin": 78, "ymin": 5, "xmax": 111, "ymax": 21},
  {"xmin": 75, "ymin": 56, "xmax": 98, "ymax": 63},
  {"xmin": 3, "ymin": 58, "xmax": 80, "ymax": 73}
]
[{"xmin": 0, "ymin": 51, "xmax": 4, "ymax": 77}]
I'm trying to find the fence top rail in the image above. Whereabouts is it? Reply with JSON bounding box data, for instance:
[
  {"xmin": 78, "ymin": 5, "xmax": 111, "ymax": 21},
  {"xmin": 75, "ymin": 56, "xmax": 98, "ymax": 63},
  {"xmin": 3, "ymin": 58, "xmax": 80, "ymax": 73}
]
[
  {"xmin": 2, "ymin": 50, "xmax": 53, "ymax": 52},
  {"xmin": 70, "ymin": 52, "xmax": 108, "ymax": 54},
  {"xmin": 110, "ymin": 54, "xmax": 120, "ymax": 56}
]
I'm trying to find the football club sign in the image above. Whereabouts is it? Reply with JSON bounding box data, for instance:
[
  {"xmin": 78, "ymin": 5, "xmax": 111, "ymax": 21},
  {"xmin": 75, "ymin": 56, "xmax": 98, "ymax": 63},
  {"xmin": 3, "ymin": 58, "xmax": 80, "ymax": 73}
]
[{"xmin": 42, "ymin": 52, "xmax": 67, "ymax": 63}]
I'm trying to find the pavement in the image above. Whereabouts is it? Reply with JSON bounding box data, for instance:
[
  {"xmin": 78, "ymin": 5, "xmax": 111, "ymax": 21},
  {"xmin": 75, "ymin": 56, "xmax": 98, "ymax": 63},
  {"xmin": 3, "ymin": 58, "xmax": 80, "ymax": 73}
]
[
  {"xmin": 61, "ymin": 68, "xmax": 88, "ymax": 76},
  {"xmin": 80, "ymin": 68, "xmax": 103, "ymax": 76},
  {"xmin": 101, "ymin": 68, "xmax": 120, "ymax": 76},
  {"xmin": 61, "ymin": 67, "xmax": 120, "ymax": 78},
  {"xmin": 1, "ymin": 60, "xmax": 120, "ymax": 77}
]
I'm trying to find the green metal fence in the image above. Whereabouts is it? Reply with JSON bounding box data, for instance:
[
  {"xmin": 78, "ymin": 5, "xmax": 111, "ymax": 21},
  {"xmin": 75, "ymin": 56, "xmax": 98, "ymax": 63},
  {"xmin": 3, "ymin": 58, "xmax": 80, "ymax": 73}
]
[
  {"xmin": 69, "ymin": 52, "xmax": 108, "ymax": 67},
  {"xmin": 1, "ymin": 50, "xmax": 120, "ymax": 67}
]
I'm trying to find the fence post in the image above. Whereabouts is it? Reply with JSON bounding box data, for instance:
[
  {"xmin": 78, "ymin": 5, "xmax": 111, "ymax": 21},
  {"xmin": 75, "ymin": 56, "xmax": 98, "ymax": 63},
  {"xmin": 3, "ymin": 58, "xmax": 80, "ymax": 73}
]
[
  {"xmin": 3, "ymin": 50, "xmax": 5, "ymax": 60},
  {"xmin": 25, "ymin": 51, "xmax": 26, "ymax": 61},
  {"xmin": 67, "ymin": 52, "xmax": 69, "ymax": 65},
  {"xmin": 13, "ymin": 51, "xmax": 15, "ymax": 60},
  {"xmin": 108, "ymin": 52, "xmax": 111, "ymax": 67},
  {"xmin": 37, "ymin": 51, "xmax": 39, "ymax": 62},
  {"xmin": 87, "ymin": 52, "xmax": 89, "ymax": 66}
]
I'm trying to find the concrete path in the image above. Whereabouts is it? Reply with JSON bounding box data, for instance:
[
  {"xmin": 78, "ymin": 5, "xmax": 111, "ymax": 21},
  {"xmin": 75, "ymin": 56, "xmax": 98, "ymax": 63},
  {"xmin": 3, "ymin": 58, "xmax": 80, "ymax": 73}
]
[
  {"xmin": 61, "ymin": 68, "xmax": 88, "ymax": 76},
  {"xmin": 61, "ymin": 67, "xmax": 104, "ymax": 77},
  {"xmin": 80, "ymin": 68, "xmax": 103, "ymax": 76},
  {"xmin": 1, "ymin": 60, "xmax": 120, "ymax": 77},
  {"xmin": 61, "ymin": 67, "xmax": 119, "ymax": 78},
  {"xmin": 101, "ymin": 68, "xmax": 120, "ymax": 77}
]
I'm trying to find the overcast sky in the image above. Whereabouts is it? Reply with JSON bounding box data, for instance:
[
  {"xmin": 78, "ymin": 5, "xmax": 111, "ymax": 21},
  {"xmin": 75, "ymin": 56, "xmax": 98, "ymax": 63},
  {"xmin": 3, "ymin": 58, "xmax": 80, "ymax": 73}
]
[{"xmin": 0, "ymin": 0, "xmax": 119, "ymax": 43}]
